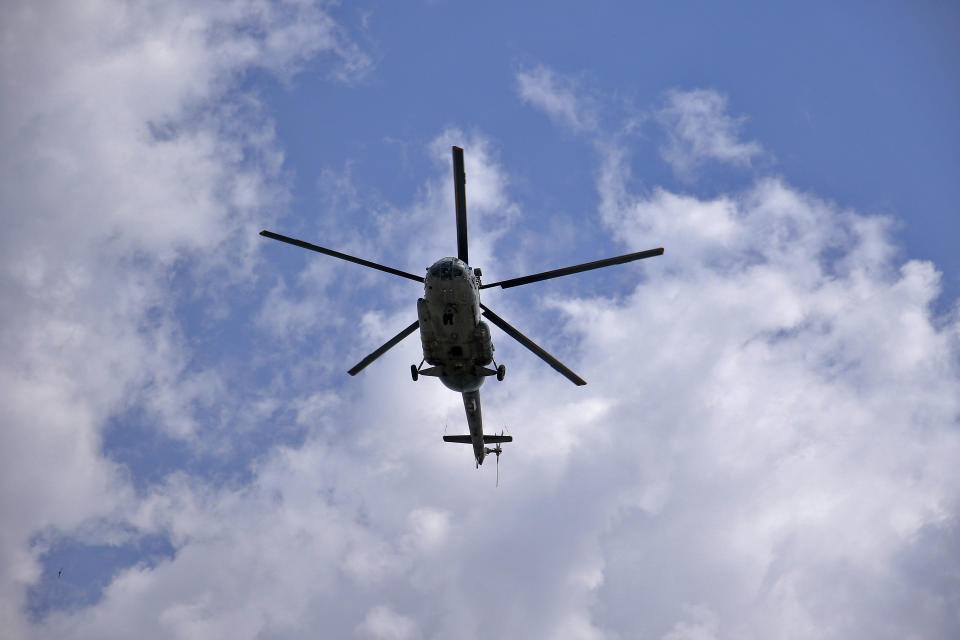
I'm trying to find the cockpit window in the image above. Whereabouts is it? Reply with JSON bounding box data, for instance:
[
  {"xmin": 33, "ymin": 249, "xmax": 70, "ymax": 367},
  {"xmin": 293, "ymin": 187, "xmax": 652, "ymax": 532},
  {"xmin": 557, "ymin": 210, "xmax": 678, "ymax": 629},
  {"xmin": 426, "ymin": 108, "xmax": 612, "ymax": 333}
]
[{"xmin": 430, "ymin": 261, "xmax": 464, "ymax": 279}]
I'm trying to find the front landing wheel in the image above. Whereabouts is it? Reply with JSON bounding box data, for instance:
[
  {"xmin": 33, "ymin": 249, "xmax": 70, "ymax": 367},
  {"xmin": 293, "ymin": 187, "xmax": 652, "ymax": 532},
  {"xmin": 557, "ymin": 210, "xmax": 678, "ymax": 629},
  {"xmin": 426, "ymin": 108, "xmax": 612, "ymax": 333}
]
[
  {"xmin": 411, "ymin": 364, "xmax": 419, "ymax": 381},
  {"xmin": 496, "ymin": 364, "xmax": 506, "ymax": 381}
]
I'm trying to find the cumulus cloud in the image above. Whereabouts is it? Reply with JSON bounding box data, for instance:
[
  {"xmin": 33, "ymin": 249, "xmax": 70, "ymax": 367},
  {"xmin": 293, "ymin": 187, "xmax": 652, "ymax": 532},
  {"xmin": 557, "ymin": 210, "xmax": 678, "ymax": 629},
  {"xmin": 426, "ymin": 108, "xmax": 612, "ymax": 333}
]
[
  {"xmin": 566, "ymin": 143, "xmax": 960, "ymax": 639},
  {"xmin": 5, "ymin": 29, "xmax": 959, "ymax": 640},
  {"xmin": 657, "ymin": 88, "xmax": 763, "ymax": 178},
  {"xmin": 0, "ymin": 0, "xmax": 368, "ymax": 636},
  {"xmin": 356, "ymin": 605, "xmax": 419, "ymax": 640},
  {"xmin": 515, "ymin": 70, "xmax": 759, "ymax": 179},
  {"xmin": 516, "ymin": 65, "xmax": 598, "ymax": 133},
  {"xmin": 27, "ymin": 132, "xmax": 959, "ymax": 639}
]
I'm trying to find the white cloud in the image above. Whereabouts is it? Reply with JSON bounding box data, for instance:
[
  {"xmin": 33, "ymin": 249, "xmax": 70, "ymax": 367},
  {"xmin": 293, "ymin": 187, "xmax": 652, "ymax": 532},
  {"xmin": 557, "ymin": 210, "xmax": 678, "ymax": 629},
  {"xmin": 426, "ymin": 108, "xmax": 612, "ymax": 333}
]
[
  {"xmin": 5, "ymin": 33, "xmax": 959, "ymax": 640},
  {"xmin": 0, "ymin": 0, "xmax": 368, "ymax": 636},
  {"xmin": 662, "ymin": 606, "xmax": 719, "ymax": 640},
  {"xmin": 515, "ymin": 68, "xmax": 758, "ymax": 178},
  {"xmin": 657, "ymin": 89, "xmax": 763, "ymax": 178},
  {"xmin": 516, "ymin": 65, "xmax": 598, "ymax": 133},
  {"xmin": 562, "ymin": 144, "xmax": 960, "ymax": 639},
  {"xmin": 30, "ymin": 141, "xmax": 956, "ymax": 638},
  {"xmin": 356, "ymin": 605, "xmax": 419, "ymax": 640},
  {"xmin": 404, "ymin": 507, "xmax": 450, "ymax": 551}
]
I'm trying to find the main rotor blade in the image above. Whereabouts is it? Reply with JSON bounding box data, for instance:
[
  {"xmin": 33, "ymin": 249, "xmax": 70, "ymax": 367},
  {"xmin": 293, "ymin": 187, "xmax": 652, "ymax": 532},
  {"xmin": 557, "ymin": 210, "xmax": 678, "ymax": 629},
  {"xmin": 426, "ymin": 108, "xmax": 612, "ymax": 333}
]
[
  {"xmin": 347, "ymin": 320, "xmax": 420, "ymax": 376},
  {"xmin": 480, "ymin": 303, "xmax": 586, "ymax": 386},
  {"xmin": 480, "ymin": 247, "xmax": 664, "ymax": 289},
  {"xmin": 260, "ymin": 230, "xmax": 424, "ymax": 283},
  {"xmin": 452, "ymin": 146, "xmax": 468, "ymax": 264}
]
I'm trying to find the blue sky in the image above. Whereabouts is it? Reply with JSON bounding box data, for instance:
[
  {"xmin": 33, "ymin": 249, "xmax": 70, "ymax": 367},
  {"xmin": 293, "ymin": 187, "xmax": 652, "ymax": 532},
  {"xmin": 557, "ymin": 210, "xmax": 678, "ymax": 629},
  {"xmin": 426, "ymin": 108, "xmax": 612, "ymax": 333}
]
[
  {"xmin": 2, "ymin": 1, "xmax": 959, "ymax": 639},
  {"xmin": 271, "ymin": 0, "xmax": 960, "ymax": 305}
]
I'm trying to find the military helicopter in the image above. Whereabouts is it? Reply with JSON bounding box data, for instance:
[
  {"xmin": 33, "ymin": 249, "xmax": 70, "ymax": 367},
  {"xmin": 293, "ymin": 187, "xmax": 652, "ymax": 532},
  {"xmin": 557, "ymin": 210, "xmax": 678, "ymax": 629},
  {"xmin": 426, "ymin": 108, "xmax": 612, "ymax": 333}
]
[{"xmin": 260, "ymin": 146, "xmax": 663, "ymax": 469}]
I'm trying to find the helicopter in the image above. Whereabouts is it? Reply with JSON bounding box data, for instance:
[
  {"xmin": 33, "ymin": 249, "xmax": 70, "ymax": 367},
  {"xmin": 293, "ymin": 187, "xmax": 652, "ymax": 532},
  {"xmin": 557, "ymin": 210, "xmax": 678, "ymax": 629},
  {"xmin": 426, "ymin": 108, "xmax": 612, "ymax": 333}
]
[{"xmin": 260, "ymin": 146, "xmax": 663, "ymax": 469}]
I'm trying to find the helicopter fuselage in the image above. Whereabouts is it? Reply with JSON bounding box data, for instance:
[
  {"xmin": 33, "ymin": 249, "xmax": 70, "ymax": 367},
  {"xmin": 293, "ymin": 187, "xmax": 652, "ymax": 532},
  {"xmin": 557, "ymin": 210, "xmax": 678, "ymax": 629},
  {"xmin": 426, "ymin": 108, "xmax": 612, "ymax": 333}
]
[
  {"xmin": 417, "ymin": 257, "xmax": 493, "ymax": 393},
  {"xmin": 417, "ymin": 256, "xmax": 497, "ymax": 464}
]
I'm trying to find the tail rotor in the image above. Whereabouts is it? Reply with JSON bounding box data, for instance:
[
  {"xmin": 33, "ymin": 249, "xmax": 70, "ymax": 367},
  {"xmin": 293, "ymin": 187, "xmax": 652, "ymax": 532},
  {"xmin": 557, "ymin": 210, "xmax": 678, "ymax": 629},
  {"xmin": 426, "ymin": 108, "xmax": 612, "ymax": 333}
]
[
  {"xmin": 480, "ymin": 427, "xmax": 510, "ymax": 487},
  {"xmin": 493, "ymin": 429, "xmax": 505, "ymax": 487}
]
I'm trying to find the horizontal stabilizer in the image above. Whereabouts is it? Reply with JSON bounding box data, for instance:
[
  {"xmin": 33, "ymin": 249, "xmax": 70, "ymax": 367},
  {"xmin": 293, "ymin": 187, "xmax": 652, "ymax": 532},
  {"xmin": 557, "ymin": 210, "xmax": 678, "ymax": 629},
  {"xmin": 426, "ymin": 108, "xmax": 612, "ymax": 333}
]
[{"xmin": 442, "ymin": 434, "xmax": 513, "ymax": 444}]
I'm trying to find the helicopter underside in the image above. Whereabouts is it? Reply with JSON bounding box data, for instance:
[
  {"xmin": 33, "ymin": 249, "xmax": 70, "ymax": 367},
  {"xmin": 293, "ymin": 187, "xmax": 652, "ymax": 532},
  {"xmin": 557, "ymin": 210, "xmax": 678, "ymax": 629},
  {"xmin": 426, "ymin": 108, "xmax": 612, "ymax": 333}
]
[
  {"xmin": 418, "ymin": 292, "xmax": 494, "ymax": 392},
  {"xmin": 416, "ymin": 260, "xmax": 496, "ymax": 394}
]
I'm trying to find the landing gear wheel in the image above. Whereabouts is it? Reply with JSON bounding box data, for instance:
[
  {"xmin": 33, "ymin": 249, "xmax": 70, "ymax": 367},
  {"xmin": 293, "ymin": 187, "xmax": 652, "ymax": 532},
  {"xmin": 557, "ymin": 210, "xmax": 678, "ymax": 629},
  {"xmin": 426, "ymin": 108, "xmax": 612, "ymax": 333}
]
[
  {"xmin": 496, "ymin": 364, "xmax": 506, "ymax": 381},
  {"xmin": 411, "ymin": 364, "xmax": 419, "ymax": 381}
]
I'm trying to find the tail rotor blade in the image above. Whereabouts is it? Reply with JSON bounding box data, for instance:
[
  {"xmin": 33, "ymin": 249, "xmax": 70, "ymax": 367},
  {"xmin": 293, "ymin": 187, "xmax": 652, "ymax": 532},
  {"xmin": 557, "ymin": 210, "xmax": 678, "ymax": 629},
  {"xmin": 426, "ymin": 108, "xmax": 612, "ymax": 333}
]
[
  {"xmin": 347, "ymin": 320, "xmax": 420, "ymax": 376},
  {"xmin": 480, "ymin": 303, "xmax": 586, "ymax": 386},
  {"xmin": 452, "ymin": 146, "xmax": 468, "ymax": 264},
  {"xmin": 480, "ymin": 247, "xmax": 664, "ymax": 289},
  {"xmin": 260, "ymin": 230, "xmax": 425, "ymax": 283},
  {"xmin": 496, "ymin": 429, "xmax": 504, "ymax": 488}
]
